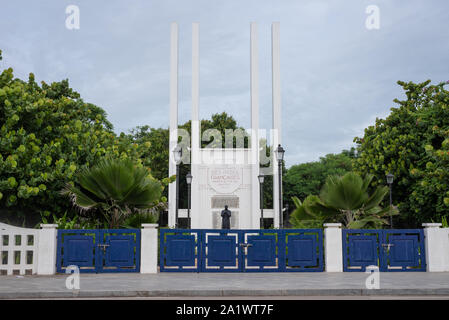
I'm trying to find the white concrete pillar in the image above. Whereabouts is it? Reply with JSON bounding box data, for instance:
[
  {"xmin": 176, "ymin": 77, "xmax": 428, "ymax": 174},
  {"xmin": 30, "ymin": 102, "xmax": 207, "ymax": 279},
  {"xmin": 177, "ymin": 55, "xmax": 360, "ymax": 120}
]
[
  {"xmin": 37, "ymin": 224, "xmax": 58, "ymax": 275},
  {"xmin": 272, "ymin": 22, "xmax": 282, "ymax": 228},
  {"xmin": 191, "ymin": 22, "xmax": 201, "ymax": 229},
  {"xmin": 422, "ymin": 223, "xmax": 449, "ymax": 272},
  {"xmin": 250, "ymin": 22, "xmax": 260, "ymax": 229},
  {"xmin": 192, "ymin": 22, "xmax": 200, "ymax": 152},
  {"xmin": 168, "ymin": 22, "xmax": 179, "ymax": 228},
  {"xmin": 324, "ymin": 223, "xmax": 343, "ymax": 272},
  {"xmin": 141, "ymin": 224, "xmax": 159, "ymax": 274}
]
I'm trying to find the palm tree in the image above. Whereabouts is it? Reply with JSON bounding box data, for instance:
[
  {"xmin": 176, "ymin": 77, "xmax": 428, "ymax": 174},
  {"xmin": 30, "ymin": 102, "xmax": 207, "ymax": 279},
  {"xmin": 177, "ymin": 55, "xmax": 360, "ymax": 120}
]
[
  {"xmin": 62, "ymin": 158, "xmax": 163, "ymax": 228},
  {"xmin": 290, "ymin": 172, "xmax": 398, "ymax": 229}
]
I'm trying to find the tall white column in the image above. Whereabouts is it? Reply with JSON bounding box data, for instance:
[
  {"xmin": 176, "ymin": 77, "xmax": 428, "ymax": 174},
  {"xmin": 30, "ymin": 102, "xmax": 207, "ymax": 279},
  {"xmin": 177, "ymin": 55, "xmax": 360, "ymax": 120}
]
[
  {"xmin": 191, "ymin": 22, "xmax": 201, "ymax": 228},
  {"xmin": 168, "ymin": 22, "xmax": 179, "ymax": 228},
  {"xmin": 271, "ymin": 22, "xmax": 282, "ymax": 228},
  {"xmin": 250, "ymin": 22, "xmax": 260, "ymax": 229}
]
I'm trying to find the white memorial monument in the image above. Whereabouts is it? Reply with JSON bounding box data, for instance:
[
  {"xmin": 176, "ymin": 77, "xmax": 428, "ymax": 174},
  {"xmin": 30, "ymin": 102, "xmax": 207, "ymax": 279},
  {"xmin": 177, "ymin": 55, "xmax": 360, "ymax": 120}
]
[{"xmin": 168, "ymin": 22, "xmax": 282, "ymax": 229}]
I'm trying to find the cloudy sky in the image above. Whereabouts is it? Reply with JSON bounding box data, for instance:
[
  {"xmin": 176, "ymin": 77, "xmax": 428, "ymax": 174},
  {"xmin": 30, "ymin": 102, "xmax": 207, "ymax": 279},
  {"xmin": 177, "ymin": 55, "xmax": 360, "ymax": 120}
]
[{"xmin": 1, "ymin": 0, "xmax": 448, "ymax": 167}]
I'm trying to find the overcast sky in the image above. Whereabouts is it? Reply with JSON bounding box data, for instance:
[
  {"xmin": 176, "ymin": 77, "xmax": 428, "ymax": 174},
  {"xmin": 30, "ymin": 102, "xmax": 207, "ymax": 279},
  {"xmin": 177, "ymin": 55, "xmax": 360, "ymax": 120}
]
[{"xmin": 1, "ymin": 0, "xmax": 448, "ymax": 167}]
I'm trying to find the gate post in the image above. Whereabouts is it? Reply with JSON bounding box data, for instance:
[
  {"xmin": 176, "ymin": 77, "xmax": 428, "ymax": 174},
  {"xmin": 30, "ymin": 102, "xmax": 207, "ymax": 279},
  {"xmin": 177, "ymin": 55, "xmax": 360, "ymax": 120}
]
[
  {"xmin": 141, "ymin": 224, "xmax": 158, "ymax": 273},
  {"xmin": 37, "ymin": 224, "xmax": 58, "ymax": 275},
  {"xmin": 324, "ymin": 223, "xmax": 343, "ymax": 272},
  {"xmin": 423, "ymin": 223, "xmax": 449, "ymax": 272}
]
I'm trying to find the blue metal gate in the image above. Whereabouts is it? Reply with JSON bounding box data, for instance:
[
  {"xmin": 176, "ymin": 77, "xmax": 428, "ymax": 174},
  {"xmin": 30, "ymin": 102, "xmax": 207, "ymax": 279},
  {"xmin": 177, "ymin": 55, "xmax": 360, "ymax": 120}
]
[
  {"xmin": 342, "ymin": 229, "xmax": 426, "ymax": 272},
  {"xmin": 159, "ymin": 229, "xmax": 323, "ymax": 272},
  {"xmin": 56, "ymin": 229, "xmax": 141, "ymax": 273}
]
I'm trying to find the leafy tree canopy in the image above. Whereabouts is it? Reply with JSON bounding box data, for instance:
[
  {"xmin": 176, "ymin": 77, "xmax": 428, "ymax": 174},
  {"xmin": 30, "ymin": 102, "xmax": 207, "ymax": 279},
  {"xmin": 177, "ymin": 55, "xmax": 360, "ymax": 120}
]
[
  {"xmin": 0, "ymin": 56, "xmax": 153, "ymax": 226},
  {"xmin": 354, "ymin": 80, "xmax": 449, "ymax": 227}
]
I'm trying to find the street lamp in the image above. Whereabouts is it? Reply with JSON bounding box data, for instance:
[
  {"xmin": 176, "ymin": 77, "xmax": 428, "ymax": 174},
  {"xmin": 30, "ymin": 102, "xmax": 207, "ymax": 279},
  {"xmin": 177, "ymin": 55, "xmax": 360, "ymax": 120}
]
[
  {"xmin": 386, "ymin": 173, "xmax": 394, "ymax": 229},
  {"xmin": 275, "ymin": 144, "xmax": 285, "ymax": 229},
  {"xmin": 258, "ymin": 174, "xmax": 265, "ymax": 229},
  {"xmin": 173, "ymin": 145, "xmax": 182, "ymax": 228},
  {"xmin": 186, "ymin": 172, "xmax": 193, "ymax": 229}
]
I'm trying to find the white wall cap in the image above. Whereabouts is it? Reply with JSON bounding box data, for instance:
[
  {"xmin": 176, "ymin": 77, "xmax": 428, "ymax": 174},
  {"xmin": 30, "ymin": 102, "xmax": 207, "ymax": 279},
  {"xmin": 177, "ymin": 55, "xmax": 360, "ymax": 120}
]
[
  {"xmin": 422, "ymin": 223, "xmax": 442, "ymax": 228},
  {"xmin": 40, "ymin": 224, "xmax": 58, "ymax": 229},
  {"xmin": 142, "ymin": 224, "xmax": 159, "ymax": 229},
  {"xmin": 324, "ymin": 223, "xmax": 342, "ymax": 228}
]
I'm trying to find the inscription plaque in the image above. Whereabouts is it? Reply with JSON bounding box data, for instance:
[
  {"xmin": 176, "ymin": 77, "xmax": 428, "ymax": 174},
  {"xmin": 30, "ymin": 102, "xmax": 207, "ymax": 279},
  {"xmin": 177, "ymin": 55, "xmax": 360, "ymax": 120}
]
[
  {"xmin": 208, "ymin": 167, "xmax": 242, "ymax": 194},
  {"xmin": 211, "ymin": 196, "xmax": 239, "ymax": 208}
]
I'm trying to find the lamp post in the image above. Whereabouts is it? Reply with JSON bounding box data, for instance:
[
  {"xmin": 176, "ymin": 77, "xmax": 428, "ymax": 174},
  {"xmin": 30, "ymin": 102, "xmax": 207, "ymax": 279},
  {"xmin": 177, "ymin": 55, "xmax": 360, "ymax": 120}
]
[
  {"xmin": 258, "ymin": 174, "xmax": 265, "ymax": 229},
  {"xmin": 275, "ymin": 144, "xmax": 285, "ymax": 229},
  {"xmin": 173, "ymin": 145, "xmax": 182, "ymax": 228},
  {"xmin": 386, "ymin": 173, "xmax": 394, "ymax": 229},
  {"xmin": 186, "ymin": 172, "xmax": 192, "ymax": 229}
]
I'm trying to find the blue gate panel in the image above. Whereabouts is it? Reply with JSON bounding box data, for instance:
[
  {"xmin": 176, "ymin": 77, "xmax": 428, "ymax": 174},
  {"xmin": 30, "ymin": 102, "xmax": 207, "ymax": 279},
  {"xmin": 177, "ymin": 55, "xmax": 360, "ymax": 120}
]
[
  {"xmin": 202, "ymin": 232, "xmax": 240, "ymax": 271},
  {"xmin": 105, "ymin": 235, "xmax": 135, "ymax": 267},
  {"xmin": 63, "ymin": 236, "xmax": 95, "ymax": 267},
  {"xmin": 343, "ymin": 230, "xmax": 381, "ymax": 272},
  {"xmin": 57, "ymin": 231, "xmax": 98, "ymax": 273},
  {"xmin": 160, "ymin": 230, "xmax": 201, "ymax": 272},
  {"xmin": 165, "ymin": 235, "xmax": 196, "ymax": 267},
  {"xmin": 246, "ymin": 236, "xmax": 276, "ymax": 267},
  {"xmin": 206, "ymin": 236, "xmax": 237, "ymax": 267},
  {"xmin": 159, "ymin": 229, "xmax": 324, "ymax": 273},
  {"xmin": 57, "ymin": 229, "xmax": 140, "ymax": 273},
  {"xmin": 389, "ymin": 236, "xmax": 417, "ymax": 265},
  {"xmin": 381, "ymin": 230, "xmax": 426, "ymax": 272},
  {"xmin": 287, "ymin": 236, "xmax": 316, "ymax": 267},
  {"xmin": 343, "ymin": 229, "xmax": 426, "ymax": 272},
  {"xmin": 348, "ymin": 235, "xmax": 378, "ymax": 266},
  {"xmin": 284, "ymin": 230, "xmax": 323, "ymax": 271}
]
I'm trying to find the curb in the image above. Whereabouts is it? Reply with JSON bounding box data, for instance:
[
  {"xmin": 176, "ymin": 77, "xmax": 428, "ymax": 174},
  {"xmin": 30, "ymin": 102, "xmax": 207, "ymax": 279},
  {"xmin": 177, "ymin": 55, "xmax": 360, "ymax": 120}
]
[{"xmin": 2, "ymin": 288, "xmax": 449, "ymax": 299}]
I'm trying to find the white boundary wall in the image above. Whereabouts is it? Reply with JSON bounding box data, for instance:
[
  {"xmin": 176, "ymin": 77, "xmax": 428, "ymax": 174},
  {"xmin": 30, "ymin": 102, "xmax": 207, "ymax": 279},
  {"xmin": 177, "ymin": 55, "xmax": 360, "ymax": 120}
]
[{"xmin": 2, "ymin": 221, "xmax": 449, "ymax": 275}]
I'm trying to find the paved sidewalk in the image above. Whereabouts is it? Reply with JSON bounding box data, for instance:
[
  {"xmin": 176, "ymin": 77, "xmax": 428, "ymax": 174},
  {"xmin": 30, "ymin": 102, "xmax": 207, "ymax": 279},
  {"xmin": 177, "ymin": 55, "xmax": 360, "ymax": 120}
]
[{"xmin": 1, "ymin": 272, "xmax": 449, "ymax": 299}]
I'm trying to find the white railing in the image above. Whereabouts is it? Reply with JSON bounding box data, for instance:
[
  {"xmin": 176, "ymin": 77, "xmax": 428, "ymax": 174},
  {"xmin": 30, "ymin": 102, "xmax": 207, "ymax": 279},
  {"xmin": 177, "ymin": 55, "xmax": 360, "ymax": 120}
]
[
  {"xmin": 0, "ymin": 223, "xmax": 57, "ymax": 275},
  {"xmin": 0, "ymin": 223, "xmax": 40, "ymax": 275}
]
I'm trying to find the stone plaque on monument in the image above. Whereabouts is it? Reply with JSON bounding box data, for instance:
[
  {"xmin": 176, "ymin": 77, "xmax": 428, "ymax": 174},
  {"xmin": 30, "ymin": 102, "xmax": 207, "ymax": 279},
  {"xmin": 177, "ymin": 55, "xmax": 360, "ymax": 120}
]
[
  {"xmin": 211, "ymin": 196, "xmax": 239, "ymax": 208},
  {"xmin": 208, "ymin": 167, "xmax": 242, "ymax": 194}
]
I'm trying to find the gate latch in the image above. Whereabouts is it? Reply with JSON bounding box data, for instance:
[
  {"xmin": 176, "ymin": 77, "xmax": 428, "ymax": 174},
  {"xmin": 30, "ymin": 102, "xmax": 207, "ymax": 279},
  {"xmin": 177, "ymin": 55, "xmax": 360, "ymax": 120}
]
[
  {"xmin": 97, "ymin": 243, "xmax": 110, "ymax": 253},
  {"xmin": 239, "ymin": 243, "xmax": 253, "ymax": 248},
  {"xmin": 381, "ymin": 243, "xmax": 394, "ymax": 253}
]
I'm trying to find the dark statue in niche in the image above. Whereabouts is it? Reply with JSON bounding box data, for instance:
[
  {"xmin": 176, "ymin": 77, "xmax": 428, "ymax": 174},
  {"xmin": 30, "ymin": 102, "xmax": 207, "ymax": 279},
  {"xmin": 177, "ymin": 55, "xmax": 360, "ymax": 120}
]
[{"xmin": 221, "ymin": 205, "xmax": 231, "ymax": 229}]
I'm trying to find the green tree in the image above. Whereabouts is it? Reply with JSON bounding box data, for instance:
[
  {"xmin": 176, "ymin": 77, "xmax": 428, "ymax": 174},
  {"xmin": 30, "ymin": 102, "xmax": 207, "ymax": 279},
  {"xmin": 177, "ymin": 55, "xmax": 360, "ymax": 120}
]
[
  {"xmin": 289, "ymin": 172, "xmax": 397, "ymax": 229},
  {"xmin": 62, "ymin": 158, "xmax": 163, "ymax": 228},
  {"xmin": 0, "ymin": 53, "xmax": 145, "ymax": 226},
  {"xmin": 354, "ymin": 80, "xmax": 449, "ymax": 227},
  {"xmin": 129, "ymin": 126, "xmax": 169, "ymax": 181},
  {"xmin": 284, "ymin": 149, "xmax": 354, "ymax": 214}
]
